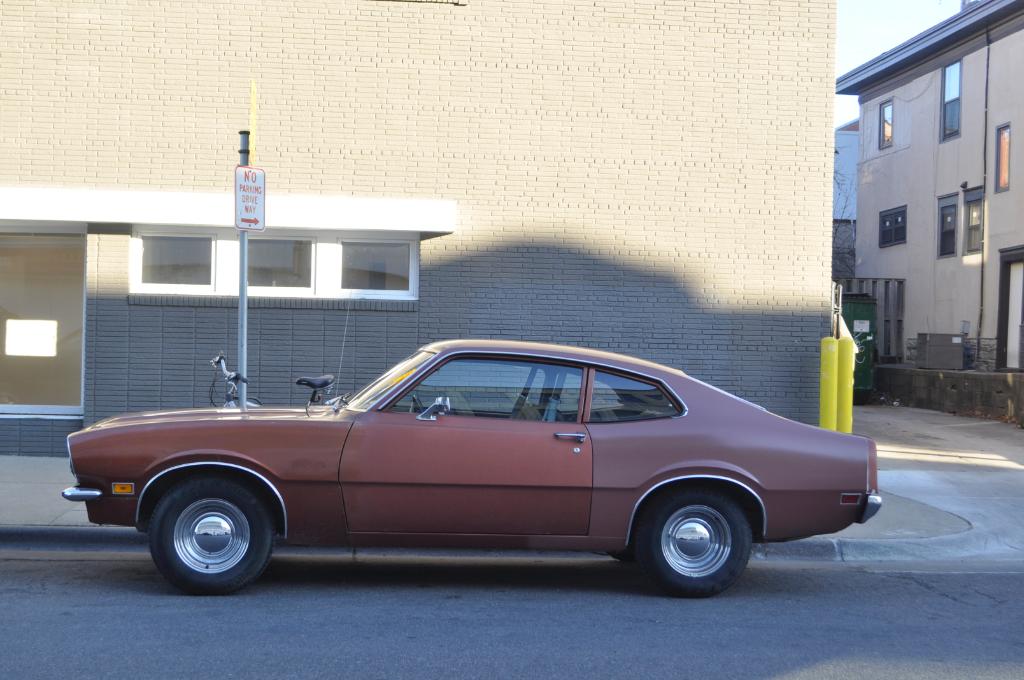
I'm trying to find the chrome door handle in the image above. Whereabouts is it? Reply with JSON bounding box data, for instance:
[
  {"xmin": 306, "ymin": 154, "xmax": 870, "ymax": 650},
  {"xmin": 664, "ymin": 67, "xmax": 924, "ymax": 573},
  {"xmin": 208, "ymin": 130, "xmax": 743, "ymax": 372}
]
[{"xmin": 554, "ymin": 432, "xmax": 587, "ymax": 443}]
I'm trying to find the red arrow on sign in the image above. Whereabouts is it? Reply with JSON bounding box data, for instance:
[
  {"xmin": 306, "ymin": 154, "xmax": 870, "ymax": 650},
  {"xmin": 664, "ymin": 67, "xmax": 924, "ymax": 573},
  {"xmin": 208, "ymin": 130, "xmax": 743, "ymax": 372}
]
[{"xmin": 240, "ymin": 218, "xmax": 260, "ymax": 225}]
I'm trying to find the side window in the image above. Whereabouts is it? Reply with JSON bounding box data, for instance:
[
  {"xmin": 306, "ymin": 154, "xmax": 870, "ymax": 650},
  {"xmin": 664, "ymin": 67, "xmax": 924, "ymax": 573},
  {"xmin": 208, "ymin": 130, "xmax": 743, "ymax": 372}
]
[
  {"xmin": 390, "ymin": 358, "xmax": 583, "ymax": 422},
  {"xmin": 588, "ymin": 371, "xmax": 680, "ymax": 423}
]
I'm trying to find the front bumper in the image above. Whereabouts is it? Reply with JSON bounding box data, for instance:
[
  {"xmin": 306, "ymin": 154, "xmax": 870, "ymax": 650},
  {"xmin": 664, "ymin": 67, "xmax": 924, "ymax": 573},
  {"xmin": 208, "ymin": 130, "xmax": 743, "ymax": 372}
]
[
  {"xmin": 62, "ymin": 487, "xmax": 102, "ymax": 502},
  {"xmin": 856, "ymin": 493, "xmax": 882, "ymax": 524}
]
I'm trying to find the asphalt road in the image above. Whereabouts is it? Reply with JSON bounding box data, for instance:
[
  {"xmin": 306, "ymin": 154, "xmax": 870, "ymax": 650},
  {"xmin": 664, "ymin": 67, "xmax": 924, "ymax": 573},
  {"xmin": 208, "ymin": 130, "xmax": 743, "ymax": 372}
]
[{"xmin": 1, "ymin": 539, "xmax": 1023, "ymax": 680}]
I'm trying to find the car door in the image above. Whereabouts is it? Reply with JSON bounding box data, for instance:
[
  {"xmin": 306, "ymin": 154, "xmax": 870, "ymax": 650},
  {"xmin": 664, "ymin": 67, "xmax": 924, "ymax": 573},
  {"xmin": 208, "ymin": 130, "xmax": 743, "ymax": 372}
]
[{"xmin": 339, "ymin": 356, "xmax": 592, "ymax": 535}]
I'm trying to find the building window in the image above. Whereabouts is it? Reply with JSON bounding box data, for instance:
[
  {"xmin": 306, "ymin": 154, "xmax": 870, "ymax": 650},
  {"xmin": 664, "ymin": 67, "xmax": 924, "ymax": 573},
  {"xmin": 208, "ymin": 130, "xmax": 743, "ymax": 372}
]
[
  {"xmin": 249, "ymin": 239, "xmax": 313, "ymax": 289},
  {"xmin": 0, "ymin": 235, "xmax": 85, "ymax": 414},
  {"xmin": 130, "ymin": 228, "xmax": 418, "ymax": 300},
  {"xmin": 996, "ymin": 124, "xmax": 1011, "ymax": 192},
  {"xmin": 879, "ymin": 206, "xmax": 907, "ymax": 247},
  {"xmin": 938, "ymin": 195, "xmax": 957, "ymax": 257},
  {"xmin": 341, "ymin": 242, "xmax": 411, "ymax": 292},
  {"xmin": 140, "ymin": 235, "xmax": 214, "ymax": 286},
  {"xmin": 941, "ymin": 62, "xmax": 961, "ymax": 140},
  {"xmin": 879, "ymin": 99, "xmax": 893, "ymax": 149},
  {"xmin": 964, "ymin": 189, "xmax": 983, "ymax": 254}
]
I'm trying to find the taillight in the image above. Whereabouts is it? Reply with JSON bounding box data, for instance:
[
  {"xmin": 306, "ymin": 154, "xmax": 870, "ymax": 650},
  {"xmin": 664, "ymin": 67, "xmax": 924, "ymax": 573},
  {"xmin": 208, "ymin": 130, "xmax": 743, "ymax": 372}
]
[{"xmin": 840, "ymin": 493, "xmax": 862, "ymax": 505}]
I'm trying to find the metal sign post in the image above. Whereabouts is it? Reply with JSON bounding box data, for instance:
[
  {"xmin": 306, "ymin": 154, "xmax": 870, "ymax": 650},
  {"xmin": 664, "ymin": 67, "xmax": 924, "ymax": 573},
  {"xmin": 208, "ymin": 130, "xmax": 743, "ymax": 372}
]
[{"xmin": 234, "ymin": 130, "xmax": 266, "ymax": 411}]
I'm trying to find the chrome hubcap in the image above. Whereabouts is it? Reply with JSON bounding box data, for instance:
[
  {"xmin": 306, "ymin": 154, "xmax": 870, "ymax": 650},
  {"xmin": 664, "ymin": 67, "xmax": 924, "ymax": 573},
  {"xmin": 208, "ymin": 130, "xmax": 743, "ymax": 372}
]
[
  {"xmin": 173, "ymin": 499, "xmax": 250, "ymax": 574},
  {"xmin": 661, "ymin": 505, "xmax": 732, "ymax": 577}
]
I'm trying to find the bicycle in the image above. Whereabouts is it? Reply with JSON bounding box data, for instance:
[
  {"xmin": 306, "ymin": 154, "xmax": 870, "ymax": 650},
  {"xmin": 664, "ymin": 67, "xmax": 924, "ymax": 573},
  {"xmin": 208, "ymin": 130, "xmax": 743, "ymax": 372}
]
[{"xmin": 209, "ymin": 353, "xmax": 263, "ymax": 408}]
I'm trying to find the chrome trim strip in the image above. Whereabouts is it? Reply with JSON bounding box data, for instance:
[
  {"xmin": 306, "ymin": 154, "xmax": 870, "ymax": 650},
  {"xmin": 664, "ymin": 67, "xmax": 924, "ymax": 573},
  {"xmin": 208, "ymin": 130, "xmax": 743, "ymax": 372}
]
[
  {"xmin": 66, "ymin": 434, "xmax": 76, "ymax": 479},
  {"xmin": 134, "ymin": 462, "xmax": 288, "ymax": 538},
  {"xmin": 624, "ymin": 474, "xmax": 768, "ymax": 544},
  {"xmin": 62, "ymin": 486, "xmax": 102, "ymax": 502},
  {"xmin": 370, "ymin": 348, "xmax": 689, "ymax": 418}
]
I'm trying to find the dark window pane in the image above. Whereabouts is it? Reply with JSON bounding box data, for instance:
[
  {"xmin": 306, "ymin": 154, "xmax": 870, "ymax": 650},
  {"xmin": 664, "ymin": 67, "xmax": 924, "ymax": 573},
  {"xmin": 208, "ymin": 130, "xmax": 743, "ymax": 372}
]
[
  {"xmin": 880, "ymin": 208, "xmax": 906, "ymax": 246},
  {"xmin": 588, "ymin": 371, "xmax": 679, "ymax": 422},
  {"xmin": 939, "ymin": 203, "xmax": 957, "ymax": 256},
  {"xmin": 141, "ymin": 236, "xmax": 212, "ymax": 285},
  {"xmin": 249, "ymin": 239, "xmax": 312, "ymax": 288},
  {"xmin": 943, "ymin": 100, "xmax": 960, "ymax": 138},
  {"xmin": 391, "ymin": 358, "xmax": 582, "ymax": 422},
  {"xmin": 342, "ymin": 243, "xmax": 410, "ymax": 291}
]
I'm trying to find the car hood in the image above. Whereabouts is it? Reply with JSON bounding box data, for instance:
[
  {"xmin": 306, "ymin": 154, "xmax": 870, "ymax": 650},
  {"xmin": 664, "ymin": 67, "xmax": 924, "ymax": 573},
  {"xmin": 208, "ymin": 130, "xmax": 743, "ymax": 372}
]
[{"xmin": 78, "ymin": 407, "xmax": 351, "ymax": 434}]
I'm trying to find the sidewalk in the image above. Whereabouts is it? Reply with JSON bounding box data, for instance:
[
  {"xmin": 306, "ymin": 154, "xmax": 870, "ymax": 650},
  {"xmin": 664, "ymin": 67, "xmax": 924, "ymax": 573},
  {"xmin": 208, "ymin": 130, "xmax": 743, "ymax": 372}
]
[{"xmin": 2, "ymin": 405, "xmax": 1023, "ymax": 562}]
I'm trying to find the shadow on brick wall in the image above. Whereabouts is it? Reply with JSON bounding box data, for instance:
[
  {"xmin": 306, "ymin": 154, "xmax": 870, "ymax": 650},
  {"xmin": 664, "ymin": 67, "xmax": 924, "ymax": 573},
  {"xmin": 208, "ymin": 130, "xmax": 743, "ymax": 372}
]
[{"xmin": 79, "ymin": 238, "xmax": 827, "ymax": 427}]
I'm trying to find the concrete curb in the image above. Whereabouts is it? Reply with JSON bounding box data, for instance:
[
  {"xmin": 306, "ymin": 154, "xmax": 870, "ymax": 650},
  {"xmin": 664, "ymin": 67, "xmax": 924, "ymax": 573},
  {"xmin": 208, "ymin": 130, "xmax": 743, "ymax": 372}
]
[{"xmin": 3, "ymin": 525, "xmax": 1021, "ymax": 564}]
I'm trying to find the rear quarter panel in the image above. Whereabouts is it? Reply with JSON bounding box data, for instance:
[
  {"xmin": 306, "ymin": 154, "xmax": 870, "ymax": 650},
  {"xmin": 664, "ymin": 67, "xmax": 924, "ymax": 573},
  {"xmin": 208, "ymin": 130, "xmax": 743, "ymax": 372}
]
[{"xmin": 589, "ymin": 376, "xmax": 872, "ymax": 542}]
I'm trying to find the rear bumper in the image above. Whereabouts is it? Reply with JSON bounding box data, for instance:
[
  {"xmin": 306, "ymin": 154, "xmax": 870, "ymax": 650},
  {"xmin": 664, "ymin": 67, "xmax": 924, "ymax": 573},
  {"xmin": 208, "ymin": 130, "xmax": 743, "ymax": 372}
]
[
  {"xmin": 856, "ymin": 493, "xmax": 882, "ymax": 524},
  {"xmin": 62, "ymin": 486, "xmax": 102, "ymax": 502}
]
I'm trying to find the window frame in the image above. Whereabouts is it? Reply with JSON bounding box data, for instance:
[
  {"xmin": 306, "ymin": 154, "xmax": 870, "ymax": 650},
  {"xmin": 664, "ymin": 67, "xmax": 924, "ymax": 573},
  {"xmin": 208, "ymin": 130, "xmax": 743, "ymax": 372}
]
[
  {"xmin": 995, "ymin": 123, "xmax": 1011, "ymax": 193},
  {"xmin": 879, "ymin": 98, "xmax": 894, "ymax": 150},
  {"xmin": 941, "ymin": 61, "xmax": 961, "ymax": 142},
  {"xmin": 335, "ymin": 237, "xmax": 419, "ymax": 300},
  {"xmin": 937, "ymin": 194, "xmax": 959, "ymax": 258},
  {"xmin": 963, "ymin": 188, "xmax": 984, "ymax": 255},
  {"xmin": 584, "ymin": 367, "xmax": 684, "ymax": 424},
  {"xmin": 130, "ymin": 228, "xmax": 219, "ymax": 295},
  {"xmin": 385, "ymin": 354, "xmax": 588, "ymax": 423},
  {"xmin": 128, "ymin": 227, "xmax": 420, "ymax": 300},
  {"xmin": 878, "ymin": 206, "xmax": 907, "ymax": 248},
  {"xmin": 0, "ymin": 232, "xmax": 87, "ymax": 416}
]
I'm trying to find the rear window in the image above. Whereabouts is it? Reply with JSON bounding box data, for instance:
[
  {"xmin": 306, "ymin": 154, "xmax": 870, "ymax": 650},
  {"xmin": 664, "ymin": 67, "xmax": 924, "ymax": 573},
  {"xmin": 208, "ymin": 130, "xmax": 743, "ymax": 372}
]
[{"xmin": 587, "ymin": 371, "xmax": 680, "ymax": 422}]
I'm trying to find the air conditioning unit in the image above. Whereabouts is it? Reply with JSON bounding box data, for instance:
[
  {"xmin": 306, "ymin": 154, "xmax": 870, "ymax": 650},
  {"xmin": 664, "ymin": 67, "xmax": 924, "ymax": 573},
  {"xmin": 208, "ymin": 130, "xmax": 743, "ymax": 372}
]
[{"xmin": 916, "ymin": 333, "xmax": 966, "ymax": 370}]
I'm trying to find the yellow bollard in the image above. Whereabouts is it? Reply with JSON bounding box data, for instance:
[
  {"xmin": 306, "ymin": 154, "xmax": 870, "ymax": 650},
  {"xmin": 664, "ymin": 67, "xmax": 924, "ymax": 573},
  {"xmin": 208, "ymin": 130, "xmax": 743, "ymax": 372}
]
[
  {"xmin": 837, "ymin": 336, "xmax": 855, "ymax": 433},
  {"xmin": 819, "ymin": 337, "xmax": 838, "ymax": 430}
]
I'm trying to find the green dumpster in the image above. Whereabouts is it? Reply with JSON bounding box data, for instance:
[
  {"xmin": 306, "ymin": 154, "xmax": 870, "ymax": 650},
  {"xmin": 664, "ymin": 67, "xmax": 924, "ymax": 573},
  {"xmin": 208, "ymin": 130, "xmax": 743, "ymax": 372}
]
[{"xmin": 841, "ymin": 293, "xmax": 876, "ymax": 405}]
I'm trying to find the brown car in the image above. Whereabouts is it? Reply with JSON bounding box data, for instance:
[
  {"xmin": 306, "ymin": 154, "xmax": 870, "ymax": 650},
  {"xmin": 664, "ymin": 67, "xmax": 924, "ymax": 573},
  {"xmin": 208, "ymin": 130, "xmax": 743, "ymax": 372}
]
[{"xmin": 62, "ymin": 339, "xmax": 880, "ymax": 596}]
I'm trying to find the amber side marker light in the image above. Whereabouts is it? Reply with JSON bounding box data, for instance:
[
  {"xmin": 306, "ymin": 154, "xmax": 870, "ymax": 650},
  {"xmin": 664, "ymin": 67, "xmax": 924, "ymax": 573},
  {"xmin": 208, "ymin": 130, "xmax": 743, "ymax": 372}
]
[
  {"xmin": 840, "ymin": 493, "xmax": 862, "ymax": 505},
  {"xmin": 112, "ymin": 483, "xmax": 135, "ymax": 495}
]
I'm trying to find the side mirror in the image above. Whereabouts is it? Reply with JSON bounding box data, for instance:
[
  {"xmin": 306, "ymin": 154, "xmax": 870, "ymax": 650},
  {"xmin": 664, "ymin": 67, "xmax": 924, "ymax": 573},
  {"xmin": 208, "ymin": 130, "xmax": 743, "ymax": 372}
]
[{"xmin": 417, "ymin": 396, "xmax": 451, "ymax": 421}]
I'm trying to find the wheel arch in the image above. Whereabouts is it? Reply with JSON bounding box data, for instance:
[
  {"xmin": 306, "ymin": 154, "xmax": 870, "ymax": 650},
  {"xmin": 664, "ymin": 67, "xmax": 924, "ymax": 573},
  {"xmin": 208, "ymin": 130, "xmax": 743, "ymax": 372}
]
[
  {"xmin": 135, "ymin": 462, "xmax": 287, "ymax": 537},
  {"xmin": 626, "ymin": 475, "xmax": 767, "ymax": 545}
]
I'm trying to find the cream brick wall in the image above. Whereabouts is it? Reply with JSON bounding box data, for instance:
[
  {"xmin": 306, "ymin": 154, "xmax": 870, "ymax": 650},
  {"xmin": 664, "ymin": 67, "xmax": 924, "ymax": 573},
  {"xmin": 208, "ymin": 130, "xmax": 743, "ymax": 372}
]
[{"xmin": 0, "ymin": 0, "xmax": 836, "ymax": 427}]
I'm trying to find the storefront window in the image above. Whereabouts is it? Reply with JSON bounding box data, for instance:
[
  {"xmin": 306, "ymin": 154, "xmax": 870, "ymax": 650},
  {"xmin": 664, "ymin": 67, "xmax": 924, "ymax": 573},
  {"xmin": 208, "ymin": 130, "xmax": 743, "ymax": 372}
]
[
  {"xmin": 249, "ymin": 239, "xmax": 313, "ymax": 288},
  {"xmin": 0, "ymin": 235, "xmax": 85, "ymax": 411}
]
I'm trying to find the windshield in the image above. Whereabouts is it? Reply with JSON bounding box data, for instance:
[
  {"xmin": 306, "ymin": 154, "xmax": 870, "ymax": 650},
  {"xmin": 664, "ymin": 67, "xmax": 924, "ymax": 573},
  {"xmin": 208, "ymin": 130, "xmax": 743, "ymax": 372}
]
[{"xmin": 345, "ymin": 351, "xmax": 435, "ymax": 410}]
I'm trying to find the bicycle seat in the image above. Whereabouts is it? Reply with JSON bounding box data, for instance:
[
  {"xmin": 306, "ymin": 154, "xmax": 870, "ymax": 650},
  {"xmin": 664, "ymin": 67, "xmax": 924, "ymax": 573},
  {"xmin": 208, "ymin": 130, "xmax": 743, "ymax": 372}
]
[{"xmin": 296, "ymin": 375, "xmax": 335, "ymax": 390}]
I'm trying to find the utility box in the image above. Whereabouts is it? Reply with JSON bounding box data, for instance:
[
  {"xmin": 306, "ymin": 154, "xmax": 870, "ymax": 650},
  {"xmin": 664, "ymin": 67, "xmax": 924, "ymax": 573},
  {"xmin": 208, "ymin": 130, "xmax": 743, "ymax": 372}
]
[
  {"xmin": 916, "ymin": 333, "xmax": 967, "ymax": 370},
  {"xmin": 842, "ymin": 294, "xmax": 876, "ymax": 404}
]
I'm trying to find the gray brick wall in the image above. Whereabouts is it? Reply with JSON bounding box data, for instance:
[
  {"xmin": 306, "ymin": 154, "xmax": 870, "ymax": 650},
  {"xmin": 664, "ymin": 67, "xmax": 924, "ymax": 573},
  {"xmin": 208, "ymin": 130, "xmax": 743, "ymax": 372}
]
[{"xmin": 0, "ymin": 418, "xmax": 80, "ymax": 457}]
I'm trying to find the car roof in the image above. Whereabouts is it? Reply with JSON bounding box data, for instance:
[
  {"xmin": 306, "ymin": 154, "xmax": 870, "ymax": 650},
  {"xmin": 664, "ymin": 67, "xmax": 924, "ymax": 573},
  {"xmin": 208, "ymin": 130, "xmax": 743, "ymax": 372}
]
[{"xmin": 420, "ymin": 339, "xmax": 687, "ymax": 379}]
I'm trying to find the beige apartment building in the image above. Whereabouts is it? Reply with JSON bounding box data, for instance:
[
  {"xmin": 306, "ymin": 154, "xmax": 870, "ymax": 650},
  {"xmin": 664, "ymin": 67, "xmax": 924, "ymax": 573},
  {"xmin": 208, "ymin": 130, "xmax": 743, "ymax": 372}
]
[
  {"xmin": 0, "ymin": 1, "xmax": 837, "ymax": 456},
  {"xmin": 838, "ymin": 0, "xmax": 1023, "ymax": 371}
]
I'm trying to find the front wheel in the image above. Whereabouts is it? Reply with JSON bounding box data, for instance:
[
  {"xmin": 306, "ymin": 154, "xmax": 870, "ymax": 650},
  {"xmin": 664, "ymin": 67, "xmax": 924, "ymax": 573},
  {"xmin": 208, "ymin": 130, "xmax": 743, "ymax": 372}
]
[
  {"xmin": 635, "ymin": 489, "xmax": 751, "ymax": 597},
  {"xmin": 149, "ymin": 476, "xmax": 274, "ymax": 595}
]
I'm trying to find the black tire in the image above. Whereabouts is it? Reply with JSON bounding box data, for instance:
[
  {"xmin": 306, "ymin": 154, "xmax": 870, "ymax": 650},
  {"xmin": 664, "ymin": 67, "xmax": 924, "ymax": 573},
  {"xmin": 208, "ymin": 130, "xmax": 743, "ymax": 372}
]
[
  {"xmin": 606, "ymin": 548, "xmax": 636, "ymax": 563},
  {"xmin": 148, "ymin": 476, "xmax": 274, "ymax": 595},
  {"xmin": 634, "ymin": 489, "xmax": 751, "ymax": 598}
]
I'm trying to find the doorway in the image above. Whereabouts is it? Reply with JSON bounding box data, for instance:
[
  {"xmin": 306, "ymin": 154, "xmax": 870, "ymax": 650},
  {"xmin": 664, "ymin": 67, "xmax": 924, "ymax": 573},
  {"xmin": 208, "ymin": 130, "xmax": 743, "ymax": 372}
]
[{"xmin": 997, "ymin": 246, "xmax": 1024, "ymax": 370}]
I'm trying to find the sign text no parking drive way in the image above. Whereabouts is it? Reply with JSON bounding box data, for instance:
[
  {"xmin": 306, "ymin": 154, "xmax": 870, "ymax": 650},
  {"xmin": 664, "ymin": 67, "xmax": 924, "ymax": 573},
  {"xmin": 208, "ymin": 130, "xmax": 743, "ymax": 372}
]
[{"xmin": 234, "ymin": 166, "xmax": 266, "ymax": 232}]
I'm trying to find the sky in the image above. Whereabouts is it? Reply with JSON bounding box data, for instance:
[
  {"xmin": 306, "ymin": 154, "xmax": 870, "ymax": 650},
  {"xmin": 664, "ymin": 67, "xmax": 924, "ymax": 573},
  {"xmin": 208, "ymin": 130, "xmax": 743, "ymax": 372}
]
[{"xmin": 834, "ymin": 0, "xmax": 965, "ymax": 126}]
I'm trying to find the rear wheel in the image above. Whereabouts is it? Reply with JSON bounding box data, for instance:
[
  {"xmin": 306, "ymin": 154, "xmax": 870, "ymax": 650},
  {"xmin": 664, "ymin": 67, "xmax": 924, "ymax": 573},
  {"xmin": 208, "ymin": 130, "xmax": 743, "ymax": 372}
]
[
  {"xmin": 635, "ymin": 489, "xmax": 751, "ymax": 597},
  {"xmin": 149, "ymin": 476, "xmax": 274, "ymax": 595}
]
